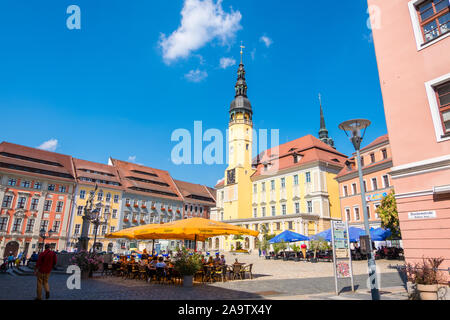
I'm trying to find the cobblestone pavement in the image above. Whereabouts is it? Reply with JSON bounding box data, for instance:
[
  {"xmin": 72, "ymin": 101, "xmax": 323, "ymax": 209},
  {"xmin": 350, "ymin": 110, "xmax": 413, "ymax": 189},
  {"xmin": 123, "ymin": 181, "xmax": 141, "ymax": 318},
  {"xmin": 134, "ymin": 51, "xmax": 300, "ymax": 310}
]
[{"xmin": 0, "ymin": 271, "xmax": 406, "ymax": 300}]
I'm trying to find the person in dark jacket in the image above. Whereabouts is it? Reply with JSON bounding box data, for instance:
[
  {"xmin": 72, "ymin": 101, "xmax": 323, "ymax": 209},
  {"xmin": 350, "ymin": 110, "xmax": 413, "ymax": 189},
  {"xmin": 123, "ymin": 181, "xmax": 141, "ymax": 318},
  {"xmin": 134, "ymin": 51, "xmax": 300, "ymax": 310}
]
[{"xmin": 35, "ymin": 244, "xmax": 57, "ymax": 300}]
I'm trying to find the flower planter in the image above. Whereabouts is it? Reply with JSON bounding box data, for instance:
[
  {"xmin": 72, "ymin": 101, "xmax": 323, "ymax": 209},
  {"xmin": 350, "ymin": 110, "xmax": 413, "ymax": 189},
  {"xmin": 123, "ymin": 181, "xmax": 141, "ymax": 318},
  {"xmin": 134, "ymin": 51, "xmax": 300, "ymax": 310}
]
[
  {"xmin": 140, "ymin": 220, "xmax": 145, "ymax": 224},
  {"xmin": 126, "ymin": 204, "xmax": 131, "ymax": 207},
  {"xmin": 417, "ymin": 284, "xmax": 439, "ymax": 300},
  {"xmin": 151, "ymin": 207, "xmax": 156, "ymax": 210},
  {"xmin": 132, "ymin": 220, "xmax": 138, "ymax": 223},
  {"xmin": 123, "ymin": 219, "xmax": 129, "ymax": 222},
  {"xmin": 183, "ymin": 275, "xmax": 194, "ymax": 287}
]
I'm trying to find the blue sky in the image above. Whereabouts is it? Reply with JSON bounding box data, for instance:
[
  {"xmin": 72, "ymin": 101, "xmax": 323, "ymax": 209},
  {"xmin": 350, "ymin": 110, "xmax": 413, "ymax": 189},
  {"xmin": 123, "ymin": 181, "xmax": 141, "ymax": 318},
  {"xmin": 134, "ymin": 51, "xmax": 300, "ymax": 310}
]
[{"xmin": 0, "ymin": 0, "xmax": 386, "ymax": 187}]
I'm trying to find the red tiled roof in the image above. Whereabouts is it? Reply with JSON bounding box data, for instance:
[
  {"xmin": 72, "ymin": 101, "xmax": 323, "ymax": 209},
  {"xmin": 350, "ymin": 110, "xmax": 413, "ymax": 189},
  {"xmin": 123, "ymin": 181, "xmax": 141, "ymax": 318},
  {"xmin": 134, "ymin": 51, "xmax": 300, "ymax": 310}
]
[
  {"xmin": 72, "ymin": 158, "xmax": 123, "ymax": 190},
  {"xmin": 0, "ymin": 141, "xmax": 75, "ymax": 182},
  {"xmin": 215, "ymin": 179, "xmax": 224, "ymax": 189},
  {"xmin": 109, "ymin": 158, "xmax": 183, "ymax": 200},
  {"xmin": 251, "ymin": 135, "xmax": 348, "ymax": 178},
  {"xmin": 360, "ymin": 134, "xmax": 389, "ymax": 152},
  {"xmin": 173, "ymin": 179, "xmax": 216, "ymax": 206}
]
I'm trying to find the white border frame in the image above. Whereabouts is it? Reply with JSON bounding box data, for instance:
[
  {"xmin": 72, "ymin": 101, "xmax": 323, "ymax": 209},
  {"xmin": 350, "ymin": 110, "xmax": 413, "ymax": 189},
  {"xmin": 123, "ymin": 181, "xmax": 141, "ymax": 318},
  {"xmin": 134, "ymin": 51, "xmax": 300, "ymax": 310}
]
[
  {"xmin": 425, "ymin": 73, "xmax": 450, "ymax": 142},
  {"xmin": 408, "ymin": 0, "xmax": 450, "ymax": 51}
]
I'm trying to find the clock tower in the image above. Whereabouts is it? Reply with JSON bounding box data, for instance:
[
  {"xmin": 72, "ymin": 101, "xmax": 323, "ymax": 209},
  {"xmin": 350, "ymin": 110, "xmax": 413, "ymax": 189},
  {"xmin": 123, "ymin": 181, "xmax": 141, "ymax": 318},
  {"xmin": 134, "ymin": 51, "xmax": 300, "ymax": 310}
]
[{"xmin": 222, "ymin": 45, "xmax": 255, "ymax": 221}]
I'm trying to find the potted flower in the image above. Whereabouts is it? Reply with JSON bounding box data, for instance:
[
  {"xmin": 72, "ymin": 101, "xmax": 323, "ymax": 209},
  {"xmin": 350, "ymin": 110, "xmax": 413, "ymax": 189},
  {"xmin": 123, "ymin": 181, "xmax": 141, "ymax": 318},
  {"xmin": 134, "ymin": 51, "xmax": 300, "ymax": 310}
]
[
  {"xmin": 132, "ymin": 219, "xmax": 138, "ymax": 223},
  {"xmin": 176, "ymin": 209, "xmax": 180, "ymax": 213},
  {"xmin": 71, "ymin": 250, "xmax": 104, "ymax": 278},
  {"xmin": 140, "ymin": 220, "xmax": 145, "ymax": 224},
  {"xmin": 134, "ymin": 204, "xmax": 139, "ymax": 208},
  {"xmin": 161, "ymin": 207, "xmax": 166, "ymax": 212},
  {"xmin": 406, "ymin": 257, "xmax": 444, "ymax": 300},
  {"xmin": 173, "ymin": 248, "xmax": 202, "ymax": 287},
  {"xmin": 168, "ymin": 208, "xmax": 173, "ymax": 212},
  {"xmin": 125, "ymin": 203, "xmax": 131, "ymax": 207},
  {"xmin": 123, "ymin": 218, "xmax": 129, "ymax": 222}
]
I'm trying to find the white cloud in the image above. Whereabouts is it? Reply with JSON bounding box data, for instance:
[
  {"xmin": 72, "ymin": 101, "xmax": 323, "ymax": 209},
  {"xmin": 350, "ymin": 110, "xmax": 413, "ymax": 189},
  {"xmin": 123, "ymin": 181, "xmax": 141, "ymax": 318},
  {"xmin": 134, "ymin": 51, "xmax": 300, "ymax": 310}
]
[
  {"xmin": 260, "ymin": 35, "xmax": 273, "ymax": 48},
  {"xmin": 185, "ymin": 69, "xmax": 208, "ymax": 82},
  {"xmin": 159, "ymin": 0, "xmax": 242, "ymax": 64},
  {"xmin": 127, "ymin": 155, "xmax": 137, "ymax": 163},
  {"xmin": 219, "ymin": 57, "xmax": 236, "ymax": 69},
  {"xmin": 37, "ymin": 139, "xmax": 58, "ymax": 152},
  {"xmin": 251, "ymin": 48, "xmax": 256, "ymax": 60}
]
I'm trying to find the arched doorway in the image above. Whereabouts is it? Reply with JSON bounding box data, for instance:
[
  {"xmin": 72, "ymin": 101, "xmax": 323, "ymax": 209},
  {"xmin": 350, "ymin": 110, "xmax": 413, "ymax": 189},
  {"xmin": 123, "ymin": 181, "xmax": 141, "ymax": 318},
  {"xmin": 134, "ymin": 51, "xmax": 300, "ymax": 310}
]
[
  {"xmin": 215, "ymin": 238, "xmax": 219, "ymax": 249},
  {"xmin": 245, "ymin": 237, "xmax": 249, "ymax": 249},
  {"xmin": 4, "ymin": 241, "xmax": 20, "ymax": 258},
  {"xmin": 107, "ymin": 243, "xmax": 114, "ymax": 252},
  {"xmin": 208, "ymin": 239, "xmax": 212, "ymax": 250}
]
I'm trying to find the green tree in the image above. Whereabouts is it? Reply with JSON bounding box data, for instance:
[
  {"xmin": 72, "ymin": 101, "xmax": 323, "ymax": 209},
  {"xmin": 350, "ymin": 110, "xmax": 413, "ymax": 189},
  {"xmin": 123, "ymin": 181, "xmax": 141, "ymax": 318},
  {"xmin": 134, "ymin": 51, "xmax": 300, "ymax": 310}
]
[
  {"xmin": 273, "ymin": 241, "xmax": 287, "ymax": 254},
  {"xmin": 376, "ymin": 191, "xmax": 401, "ymax": 239}
]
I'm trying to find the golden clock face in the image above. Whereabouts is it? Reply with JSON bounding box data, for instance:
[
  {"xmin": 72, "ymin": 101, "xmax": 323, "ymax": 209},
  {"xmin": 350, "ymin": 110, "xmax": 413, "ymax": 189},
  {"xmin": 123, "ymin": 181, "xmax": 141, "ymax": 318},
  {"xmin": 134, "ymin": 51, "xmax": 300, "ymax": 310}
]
[{"xmin": 227, "ymin": 169, "xmax": 236, "ymax": 185}]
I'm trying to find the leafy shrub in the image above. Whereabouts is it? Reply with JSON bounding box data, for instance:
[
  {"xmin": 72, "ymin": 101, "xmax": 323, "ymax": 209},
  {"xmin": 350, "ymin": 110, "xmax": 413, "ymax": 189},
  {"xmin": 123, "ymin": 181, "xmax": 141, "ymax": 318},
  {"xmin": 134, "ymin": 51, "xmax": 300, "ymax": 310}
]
[{"xmin": 173, "ymin": 248, "xmax": 202, "ymax": 276}]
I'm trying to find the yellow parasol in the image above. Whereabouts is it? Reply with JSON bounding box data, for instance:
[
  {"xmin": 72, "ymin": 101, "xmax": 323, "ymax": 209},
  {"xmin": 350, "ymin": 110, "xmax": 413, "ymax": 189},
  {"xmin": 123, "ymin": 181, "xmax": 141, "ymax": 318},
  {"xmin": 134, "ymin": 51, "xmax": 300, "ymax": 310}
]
[{"xmin": 133, "ymin": 217, "xmax": 259, "ymax": 241}]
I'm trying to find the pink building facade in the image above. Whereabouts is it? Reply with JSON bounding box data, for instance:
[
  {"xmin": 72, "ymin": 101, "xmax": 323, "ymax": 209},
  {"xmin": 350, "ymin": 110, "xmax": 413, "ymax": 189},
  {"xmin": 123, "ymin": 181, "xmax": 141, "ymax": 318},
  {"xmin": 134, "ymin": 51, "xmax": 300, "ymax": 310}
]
[{"xmin": 368, "ymin": 0, "xmax": 450, "ymax": 276}]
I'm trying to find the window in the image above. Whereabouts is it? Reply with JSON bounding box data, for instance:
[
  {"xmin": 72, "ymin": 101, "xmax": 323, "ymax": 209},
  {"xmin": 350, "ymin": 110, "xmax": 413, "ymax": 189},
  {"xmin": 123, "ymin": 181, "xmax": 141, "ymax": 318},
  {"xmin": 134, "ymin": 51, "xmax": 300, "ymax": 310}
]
[
  {"xmin": 288, "ymin": 221, "xmax": 293, "ymax": 230},
  {"xmin": 270, "ymin": 180, "xmax": 275, "ymax": 191},
  {"xmin": 343, "ymin": 186, "xmax": 348, "ymax": 197},
  {"xmin": 276, "ymin": 222, "xmax": 281, "ymax": 230},
  {"xmin": 352, "ymin": 183, "xmax": 357, "ymax": 195},
  {"xmin": 271, "ymin": 206, "xmax": 276, "ymax": 216},
  {"xmin": 382, "ymin": 149, "xmax": 388, "ymax": 159},
  {"xmin": 370, "ymin": 153, "xmax": 375, "ymax": 163},
  {"xmin": 0, "ymin": 217, "xmax": 8, "ymax": 231},
  {"xmin": 363, "ymin": 180, "xmax": 367, "ymax": 193},
  {"xmin": 52, "ymin": 221, "xmax": 60, "ymax": 233},
  {"xmin": 125, "ymin": 198, "xmax": 130, "ymax": 205},
  {"xmin": 293, "ymin": 155, "xmax": 299, "ymax": 163},
  {"xmin": 48, "ymin": 184, "xmax": 55, "ymax": 191},
  {"xmin": 2, "ymin": 195, "xmax": 13, "ymax": 208},
  {"xmin": 367, "ymin": 206, "xmax": 371, "ymax": 219},
  {"xmin": 97, "ymin": 192, "xmax": 103, "ymax": 201},
  {"xmin": 253, "ymin": 184, "xmax": 257, "ymax": 193},
  {"xmin": 21, "ymin": 180, "xmax": 30, "ymax": 188},
  {"xmin": 374, "ymin": 204, "xmax": 381, "ymax": 219},
  {"xmin": 416, "ymin": 0, "xmax": 450, "ymax": 43},
  {"xmin": 354, "ymin": 207, "xmax": 360, "ymax": 221},
  {"xmin": 17, "ymin": 197, "xmax": 27, "ymax": 209},
  {"xmin": 220, "ymin": 212, "xmax": 224, "ymax": 221},
  {"xmin": 34, "ymin": 182, "xmax": 42, "ymax": 190},
  {"xmin": 253, "ymin": 208, "xmax": 257, "ymax": 218},
  {"xmin": 261, "ymin": 182, "xmax": 266, "ymax": 192},
  {"xmin": 262, "ymin": 207, "xmax": 266, "ymax": 217},
  {"xmin": 293, "ymin": 175, "xmax": 299, "ymax": 186},
  {"xmin": 307, "ymin": 201, "xmax": 313, "ymax": 213},
  {"xmin": 436, "ymin": 81, "xmax": 450, "ymax": 134},
  {"xmin": 345, "ymin": 208, "xmax": 351, "ymax": 221},
  {"xmin": 8, "ymin": 178, "xmax": 16, "ymax": 186},
  {"xmin": 106, "ymin": 193, "xmax": 111, "ymax": 202},
  {"xmin": 305, "ymin": 172, "xmax": 311, "ymax": 183},
  {"xmin": 110, "ymin": 226, "xmax": 115, "ymax": 233},
  {"xmin": 26, "ymin": 219, "xmax": 35, "ymax": 233},
  {"xmin": 295, "ymin": 202, "xmax": 300, "ymax": 214},
  {"xmin": 12, "ymin": 218, "xmax": 22, "ymax": 232},
  {"xmin": 360, "ymin": 156, "xmax": 365, "ymax": 167},
  {"xmin": 372, "ymin": 178, "xmax": 378, "ymax": 190},
  {"xmin": 114, "ymin": 194, "xmax": 119, "ymax": 203},
  {"xmin": 281, "ymin": 204, "xmax": 286, "ymax": 215},
  {"xmin": 77, "ymin": 206, "xmax": 84, "ymax": 216},
  {"xmin": 281, "ymin": 178, "xmax": 286, "ymax": 189},
  {"xmin": 79, "ymin": 190, "xmax": 86, "ymax": 199},
  {"xmin": 56, "ymin": 201, "xmax": 64, "ymax": 213},
  {"xmin": 195, "ymin": 206, "xmax": 198, "ymax": 213},
  {"xmin": 44, "ymin": 200, "xmax": 52, "ymax": 212},
  {"xmin": 101, "ymin": 225, "xmax": 107, "ymax": 235},
  {"xmin": 74, "ymin": 224, "xmax": 81, "ymax": 235},
  {"xmin": 59, "ymin": 185, "xmax": 66, "ymax": 193},
  {"xmin": 383, "ymin": 175, "xmax": 390, "ymax": 188},
  {"xmin": 30, "ymin": 198, "xmax": 39, "ymax": 211}
]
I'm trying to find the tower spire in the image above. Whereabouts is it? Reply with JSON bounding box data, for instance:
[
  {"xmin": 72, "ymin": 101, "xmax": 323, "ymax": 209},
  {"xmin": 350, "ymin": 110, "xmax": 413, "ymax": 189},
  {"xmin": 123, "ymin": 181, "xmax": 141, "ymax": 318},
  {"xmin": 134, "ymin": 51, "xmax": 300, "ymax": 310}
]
[
  {"xmin": 318, "ymin": 93, "xmax": 335, "ymax": 148},
  {"xmin": 240, "ymin": 41, "xmax": 245, "ymax": 64}
]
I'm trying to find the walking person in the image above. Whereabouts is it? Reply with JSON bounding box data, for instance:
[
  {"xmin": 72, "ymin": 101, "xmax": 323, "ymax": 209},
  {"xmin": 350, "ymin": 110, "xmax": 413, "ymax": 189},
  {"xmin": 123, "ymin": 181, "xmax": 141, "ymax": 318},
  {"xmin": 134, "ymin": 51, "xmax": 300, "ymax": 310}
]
[
  {"xmin": 7, "ymin": 252, "xmax": 15, "ymax": 269},
  {"xmin": 34, "ymin": 244, "xmax": 57, "ymax": 300}
]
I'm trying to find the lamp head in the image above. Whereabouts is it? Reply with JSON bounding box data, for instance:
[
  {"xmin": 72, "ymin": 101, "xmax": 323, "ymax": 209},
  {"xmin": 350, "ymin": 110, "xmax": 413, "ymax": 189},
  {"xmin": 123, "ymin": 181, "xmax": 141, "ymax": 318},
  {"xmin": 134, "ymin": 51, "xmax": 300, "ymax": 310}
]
[{"xmin": 338, "ymin": 119, "xmax": 371, "ymax": 150}]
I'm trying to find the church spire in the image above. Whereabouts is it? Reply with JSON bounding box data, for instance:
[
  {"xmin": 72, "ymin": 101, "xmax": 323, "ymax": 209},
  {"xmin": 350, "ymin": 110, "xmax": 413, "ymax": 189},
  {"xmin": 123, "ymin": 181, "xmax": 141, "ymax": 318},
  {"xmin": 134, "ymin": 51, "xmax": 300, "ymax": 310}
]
[
  {"xmin": 229, "ymin": 42, "xmax": 252, "ymax": 123},
  {"xmin": 234, "ymin": 42, "xmax": 248, "ymax": 98},
  {"xmin": 318, "ymin": 93, "xmax": 335, "ymax": 148}
]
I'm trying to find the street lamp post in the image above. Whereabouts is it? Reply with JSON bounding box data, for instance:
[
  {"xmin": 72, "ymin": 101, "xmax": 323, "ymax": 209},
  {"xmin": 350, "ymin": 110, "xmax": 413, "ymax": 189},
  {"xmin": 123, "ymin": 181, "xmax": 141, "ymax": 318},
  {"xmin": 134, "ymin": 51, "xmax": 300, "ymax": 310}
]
[
  {"xmin": 339, "ymin": 119, "xmax": 380, "ymax": 300},
  {"xmin": 39, "ymin": 227, "xmax": 54, "ymax": 253}
]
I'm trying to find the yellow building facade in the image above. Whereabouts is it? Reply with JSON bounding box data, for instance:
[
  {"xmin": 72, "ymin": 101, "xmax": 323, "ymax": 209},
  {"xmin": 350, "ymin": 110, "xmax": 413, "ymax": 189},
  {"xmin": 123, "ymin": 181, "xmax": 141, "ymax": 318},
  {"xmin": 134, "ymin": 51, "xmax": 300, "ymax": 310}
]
[
  {"xmin": 210, "ymin": 57, "xmax": 348, "ymax": 252},
  {"xmin": 67, "ymin": 158, "xmax": 124, "ymax": 252}
]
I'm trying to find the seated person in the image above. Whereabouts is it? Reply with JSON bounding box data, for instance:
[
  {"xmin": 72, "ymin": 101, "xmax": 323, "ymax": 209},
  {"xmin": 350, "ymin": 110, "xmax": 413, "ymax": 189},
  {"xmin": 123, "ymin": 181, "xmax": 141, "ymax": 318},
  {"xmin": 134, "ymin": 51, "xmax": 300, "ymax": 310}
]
[
  {"xmin": 200, "ymin": 255, "xmax": 206, "ymax": 264},
  {"xmin": 155, "ymin": 256, "xmax": 166, "ymax": 269},
  {"xmin": 219, "ymin": 255, "xmax": 226, "ymax": 265},
  {"xmin": 213, "ymin": 252, "xmax": 221, "ymax": 264},
  {"xmin": 207, "ymin": 257, "xmax": 214, "ymax": 265}
]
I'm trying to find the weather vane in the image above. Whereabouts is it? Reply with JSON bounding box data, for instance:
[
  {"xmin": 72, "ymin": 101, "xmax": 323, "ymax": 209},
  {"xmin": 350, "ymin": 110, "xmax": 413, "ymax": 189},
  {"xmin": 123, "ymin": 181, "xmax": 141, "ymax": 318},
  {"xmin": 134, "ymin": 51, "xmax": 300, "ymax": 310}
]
[
  {"xmin": 240, "ymin": 41, "xmax": 245, "ymax": 63},
  {"xmin": 318, "ymin": 93, "xmax": 322, "ymax": 106}
]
